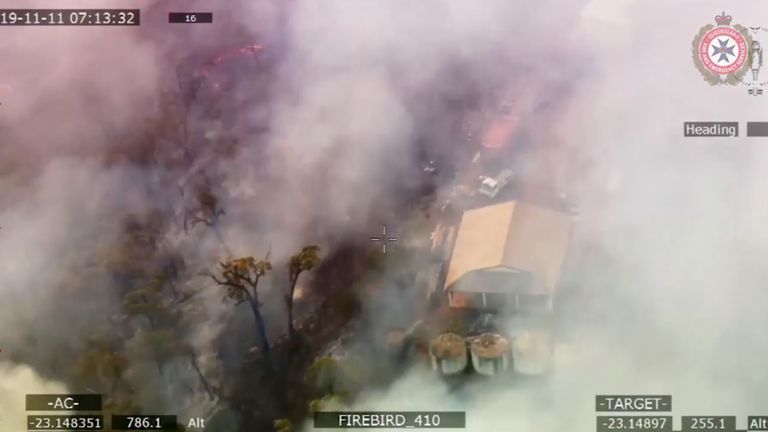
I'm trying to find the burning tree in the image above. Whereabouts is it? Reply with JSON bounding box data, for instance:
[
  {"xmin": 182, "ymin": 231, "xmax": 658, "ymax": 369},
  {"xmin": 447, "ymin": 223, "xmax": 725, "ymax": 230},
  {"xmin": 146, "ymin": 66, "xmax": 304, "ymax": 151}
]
[{"xmin": 206, "ymin": 256, "xmax": 274, "ymax": 369}]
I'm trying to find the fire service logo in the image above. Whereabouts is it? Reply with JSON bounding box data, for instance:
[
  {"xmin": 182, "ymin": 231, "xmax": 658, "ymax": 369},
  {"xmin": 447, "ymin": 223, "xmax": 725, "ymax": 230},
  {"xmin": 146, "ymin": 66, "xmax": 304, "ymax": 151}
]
[{"xmin": 692, "ymin": 12, "xmax": 752, "ymax": 87}]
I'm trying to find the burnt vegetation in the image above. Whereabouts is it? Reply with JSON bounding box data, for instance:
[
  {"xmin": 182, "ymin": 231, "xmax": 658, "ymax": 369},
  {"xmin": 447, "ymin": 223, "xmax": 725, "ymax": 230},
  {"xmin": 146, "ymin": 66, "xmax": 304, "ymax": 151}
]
[
  {"xmin": 3, "ymin": 32, "xmax": 506, "ymax": 430},
  {"xmin": 26, "ymin": 48, "xmax": 384, "ymax": 432}
]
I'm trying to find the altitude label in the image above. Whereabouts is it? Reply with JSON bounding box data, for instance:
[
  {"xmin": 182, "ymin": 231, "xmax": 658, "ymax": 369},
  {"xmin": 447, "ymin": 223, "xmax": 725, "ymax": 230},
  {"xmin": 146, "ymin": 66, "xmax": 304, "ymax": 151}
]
[{"xmin": 747, "ymin": 416, "xmax": 768, "ymax": 430}]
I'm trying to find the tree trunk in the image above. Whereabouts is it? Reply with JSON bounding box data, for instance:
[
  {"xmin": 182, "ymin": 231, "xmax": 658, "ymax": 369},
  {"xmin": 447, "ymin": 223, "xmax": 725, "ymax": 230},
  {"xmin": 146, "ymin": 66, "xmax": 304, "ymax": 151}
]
[
  {"xmin": 111, "ymin": 369, "xmax": 121, "ymax": 395},
  {"xmin": 188, "ymin": 352, "xmax": 215, "ymax": 400},
  {"xmin": 147, "ymin": 317, "xmax": 165, "ymax": 376},
  {"xmin": 211, "ymin": 225, "xmax": 232, "ymax": 257},
  {"xmin": 248, "ymin": 298, "xmax": 273, "ymax": 371},
  {"xmin": 155, "ymin": 357, "xmax": 164, "ymax": 376},
  {"xmin": 286, "ymin": 275, "xmax": 298, "ymax": 339}
]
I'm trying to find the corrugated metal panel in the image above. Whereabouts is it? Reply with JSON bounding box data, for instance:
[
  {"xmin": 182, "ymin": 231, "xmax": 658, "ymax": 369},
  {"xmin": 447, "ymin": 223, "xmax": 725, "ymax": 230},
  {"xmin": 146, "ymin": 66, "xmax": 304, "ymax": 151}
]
[
  {"xmin": 444, "ymin": 201, "xmax": 571, "ymax": 298},
  {"xmin": 443, "ymin": 202, "xmax": 515, "ymax": 288}
]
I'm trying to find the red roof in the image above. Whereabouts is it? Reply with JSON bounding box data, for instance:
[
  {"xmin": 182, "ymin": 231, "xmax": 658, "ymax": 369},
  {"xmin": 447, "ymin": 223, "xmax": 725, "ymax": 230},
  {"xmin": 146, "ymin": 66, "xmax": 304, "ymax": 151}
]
[{"xmin": 482, "ymin": 115, "xmax": 519, "ymax": 149}]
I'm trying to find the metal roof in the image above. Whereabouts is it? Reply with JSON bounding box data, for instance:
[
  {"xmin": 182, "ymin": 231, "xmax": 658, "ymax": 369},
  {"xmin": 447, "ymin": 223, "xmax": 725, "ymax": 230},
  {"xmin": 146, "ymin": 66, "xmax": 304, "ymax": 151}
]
[{"xmin": 443, "ymin": 201, "xmax": 572, "ymax": 295}]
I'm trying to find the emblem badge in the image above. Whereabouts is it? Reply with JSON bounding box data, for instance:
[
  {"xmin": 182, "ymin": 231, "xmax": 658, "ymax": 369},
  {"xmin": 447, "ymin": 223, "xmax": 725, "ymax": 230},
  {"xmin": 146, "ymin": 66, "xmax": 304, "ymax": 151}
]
[{"xmin": 692, "ymin": 12, "xmax": 752, "ymax": 85}]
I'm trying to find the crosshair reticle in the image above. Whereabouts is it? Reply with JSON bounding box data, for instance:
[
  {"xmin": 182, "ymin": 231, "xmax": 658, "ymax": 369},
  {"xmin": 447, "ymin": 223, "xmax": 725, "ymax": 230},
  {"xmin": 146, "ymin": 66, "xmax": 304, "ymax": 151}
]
[{"xmin": 369, "ymin": 225, "xmax": 398, "ymax": 254}]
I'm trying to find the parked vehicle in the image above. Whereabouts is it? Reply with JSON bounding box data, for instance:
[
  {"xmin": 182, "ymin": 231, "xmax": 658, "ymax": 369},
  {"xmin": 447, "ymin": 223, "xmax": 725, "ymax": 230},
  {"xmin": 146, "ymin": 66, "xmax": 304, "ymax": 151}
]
[{"xmin": 478, "ymin": 169, "xmax": 514, "ymax": 198}]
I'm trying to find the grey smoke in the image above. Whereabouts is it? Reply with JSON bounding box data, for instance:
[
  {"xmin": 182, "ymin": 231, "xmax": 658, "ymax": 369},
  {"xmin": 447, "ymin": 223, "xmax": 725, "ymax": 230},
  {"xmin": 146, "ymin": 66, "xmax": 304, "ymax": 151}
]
[
  {"xmin": 2, "ymin": 0, "xmax": 767, "ymax": 430},
  {"xmin": 299, "ymin": 0, "xmax": 768, "ymax": 430}
]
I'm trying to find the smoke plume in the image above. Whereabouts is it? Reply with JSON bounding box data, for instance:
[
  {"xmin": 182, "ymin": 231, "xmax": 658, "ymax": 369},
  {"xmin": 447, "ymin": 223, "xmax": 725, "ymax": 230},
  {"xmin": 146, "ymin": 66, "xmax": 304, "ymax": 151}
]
[
  {"xmin": 324, "ymin": 0, "xmax": 768, "ymax": 430},
  {"xmin": 2, "ymin": 0, "xmax": 768, "ymax": 430}
]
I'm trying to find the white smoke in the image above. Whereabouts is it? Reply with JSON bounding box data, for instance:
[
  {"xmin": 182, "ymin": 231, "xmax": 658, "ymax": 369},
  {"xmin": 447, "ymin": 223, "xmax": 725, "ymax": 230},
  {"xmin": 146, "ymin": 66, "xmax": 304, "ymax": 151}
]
[
  {"xmin": 0, "ymin": 364, "xmax": 69, "ymax": 431},
  {"xmin": 3, "ymin": 0, "xmax": 768, "ymax": 430},
  {"xmin": 0, "ymin": 0, "xmax": 186, "ymax": 414},
  {"xmin": 215, "ymin": 0, "xmax": 588, "ymax": 257},
  {"xmin": 299, "ymin": 0, "xmax": 768, "ymax": 430}
]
